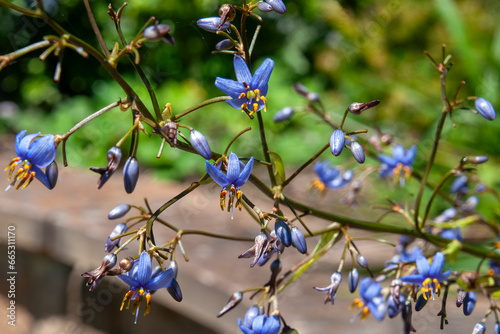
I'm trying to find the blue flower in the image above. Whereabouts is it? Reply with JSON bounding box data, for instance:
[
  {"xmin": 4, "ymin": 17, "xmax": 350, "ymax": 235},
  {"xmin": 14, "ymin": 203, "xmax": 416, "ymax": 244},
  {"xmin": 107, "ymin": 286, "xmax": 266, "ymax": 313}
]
[
  {"xmin": 215, "ymin": 55, "xmax": 274, "ymax": 117},
  {"xmin": 400, "ymin": 252, "xmax": 451, "ymax": 300},
  {"xmin": 377, "ymin": 145, "xmax": 417, "ymax": 184},
  {"xmin": 352, "ymin": 278, "xmax": 386, "ymax": 321},
  {"xmin": 313, "ymin": 161, "xmax": 353, "ymax": 192},
  {"xmin": 118, "ymin": 251, "xmax": 175, "ymax": 323},
  {"xmin": 205, "ymin": 152, "xmax": 254, "ymax": 218},
  {"xmin": 5, "ymin": 130, "xmax": 57, "ymax": 190},
  {"xmin": 238, "ymin": 311, "xmax": 281, "ymax": 334}
]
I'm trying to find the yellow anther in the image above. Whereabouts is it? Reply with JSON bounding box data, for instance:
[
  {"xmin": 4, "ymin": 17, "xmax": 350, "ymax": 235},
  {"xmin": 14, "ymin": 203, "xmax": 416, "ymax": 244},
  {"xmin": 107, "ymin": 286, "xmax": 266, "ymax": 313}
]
[
  {"xmin": 361, "ymin": 307, "xmax": 370, "ymax": 320},
  {"xmin": 261, "ymin": 96, "xmax": 267, "ymax": 112},
  {"xmin": 421, "ymin": 288, "xmax": 428, "ymax": 300},
  {"xmin": 144, "ymin": 293, "xmax": 152, "ymax": 316},
  {"xmin": 139, "ymin": 288, "xmax": 145, "ymax": 296},
  {"xmin": 313, "ymin": 178, "xmax": 326, "ymax": 192},
  {"xmin": 253, "ymin": 103, "xmax": 258, "ymax": 113},
  {"xmin": 220, "ymin": 190, "xmax": 227, "ymax": 211},
  {"xmin": 121, "ymin": 291, "xmax": 135, "ymax": 310},
  {"xmin": 403, "ymin": 166, "xmax": 412, "ymax": 180},
  {"xmin": 241, "ymin": 103, "xmax": 248, "ymax": 111},
  {"xmin": 243, "ymin": 82, "xmax": 250, "ymax": 89},
  {"xmin": 238, "ymin": 92, "xmax": 246, "ymax": 99}
]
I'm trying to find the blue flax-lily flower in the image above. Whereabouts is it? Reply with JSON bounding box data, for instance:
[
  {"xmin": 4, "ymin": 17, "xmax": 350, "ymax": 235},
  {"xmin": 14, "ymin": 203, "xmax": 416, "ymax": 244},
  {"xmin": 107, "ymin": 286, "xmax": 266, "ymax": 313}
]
[
  {"xmin": 401, "ymin": 252, "xmax": 451, "ymax": 300},
  {"xmin": 205, "ymin": 152, "xmax": 254, "ymax": 218},
  {"xmin": 5, "ymin": 130, "xmax": 56, "ymax": 190},
  {"xmin": 313, "ymin": 161, "xmax": 353, "ymax": 192},
  {"xmin": 215, "ymin": 55, "xmax": 274, "ymax": 117},
  {"xmin": 377, "ymin": 145, "xmax": 416, "ymax": 185},
  {"xmin": 352, "ymin": 278, "xmax": 386, "ymax": 321},
  {"xmin": 238, "ymin": 312, "xmax": 281, "ymax": 334},
  {"xmin": 118, "ymin": 251, "xmax": 175, "ymax": 323}
]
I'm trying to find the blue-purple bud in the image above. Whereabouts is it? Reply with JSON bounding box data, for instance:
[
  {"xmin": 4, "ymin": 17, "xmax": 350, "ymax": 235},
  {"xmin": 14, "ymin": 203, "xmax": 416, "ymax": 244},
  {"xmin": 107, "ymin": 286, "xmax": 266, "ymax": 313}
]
[
  {"xmin": 348, "ymin": 100, "xmax": 380, "ymax": 115},
  {"xmin": 463, "ymin": 291, "xmax": 476, "ymax": 316},
  {"xmin": 273, "ymin": 107, "xmax": 294, "ymax": 123},
  {"xmin": 217, "ymin": 291, "xmax": 243, "ymax": 317},
  {"xmin": 167, "ymin": 278, "xmax": 183, "ymax": 302},
  {"xmin": 475, "ymin": 97, "xmax": 496, "ymax": 121},
  {"xmin": 356, "ymin": 254, "xmax": 369, "ymax": 268},
  {"xmin": 123, "ymin": 157, "xmax": 139, "ymax": 194},
  {"xmin": 450, "ymin": 175, "xmax": 468, "ymax": 194},
  {"xmin": 103, "ymin": 253, "xmax": 117, "ymax": 270},
  {"xmin": 270, "ymin": 259, "xmax": 282, "ymax": 276},
  {"xmin": 265, "ymin": 0, "xmax": 286, "ymax": 14},
  {"xmin": 475, "ymin": 183, "xmax": 487, "ymax": 193},
  {"xmin": 461, "ymin": 196, "xmax": 479, "ymax": 212},
  {"xmin": 108, "ymin": 204, "xmax": 131, "ymax": 219},
  {"xmin": 257, "ymin": 2, "xmax": 273, "ymax": 12},
  {"xmin": 330, "ymin": 129, "xmax": 345, "ymax": 156},
  {"xmin": 104, "ymin": 223, "xmax": 127, "ymax": 252},
  {"xmin": 434, "ymin": 207, "xmax": 457, "ymax": 223},
  {"xmin": 348, "ymin": 268, "xmax": 359, "ymax": 293},
  {"xmin": 469, "ymin": 155, "xmax": 489, "ymax": 164},
  {"xmin": 215, "ymin": 39, "xmax": 235, "ymax": 50},
  {"xmin": 351, "ymin": 142, "xmax": 365, "ymax": 163},
  {"xmin": 387, "ymin": 294, "xmax": 405, "ymax": 318},
  {"xmin": 291, "ymin": 226, "xmax": 307, "ymax": 254},
  {"xmin": 144, "ymin": 24, "xmax": 174, "ymax": 45},
  {"xmin": 190, "ymin": 129, "xmax": 212, "ymax": 159},
  {"xmin": 45, "ymin": 160, "xmax": 58, "ymax": 189},
  {"xmin": 456, "ymin": 288, "xmax": 467, "ymax": 307},
  {"xmin": 90, "ymin": 146, "xmax": 122, "ymax": 189},
  {"xmin": 495, "ymin": 321, "xmax": 500, "ymax": 334},
  {"xmin": 472, "ymin": 322, "xmax": 486, "ymax": 334},
  {"xmin": 197, "ymin": 17, "xmax": 230, "ymax": 33},
  {"xmin": 415, "ymin": 293, "xmax": 427, "ymax": 311},
  {"xmin": 275, "ymin": 220, "xmax": 292, "ymax": 247}
]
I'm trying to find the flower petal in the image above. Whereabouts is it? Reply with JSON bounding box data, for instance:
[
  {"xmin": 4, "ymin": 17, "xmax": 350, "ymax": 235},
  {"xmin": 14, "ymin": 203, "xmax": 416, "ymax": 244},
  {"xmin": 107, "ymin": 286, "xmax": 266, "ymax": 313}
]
[
  {"xmin": 16, "ymin": 132, "xmax": 39, "ymax": 160},
  {"xmin": 15, "ymin": 130, "xmax": 27, "ymax": 158},
  {"xmin": 26, "ymin": 134, "xmax": 56, "ymax": 168},
  {"xmin": 206, "ymin": 160, "xmax": 230, "ymax": 187},
  {"xmin": 117, "ymin": 274, "xmax": 139, "ymax": 288},
  {"xmin": 234, "ymin": 156, "xmax": 254, "ymax": 187},
  {"xmin": 250, "ymin": 58, "xmax": 274, "ymax": 92},
  {"xmin": 415, "ymin": 255, "xmax": 430, "ymax": 276},
  {"xmin": 226, "ymin": 97, "xmax": 246, "ymax": 109},
  {"xmin": 215, "ymin": 78, "xmax": 246, "ymax": 99},
  {"xmin": 145, "ymin": 268, "xmax": 174, "ymax": 291},
  {"xmin": 377, "ymin": 154, "xmax": 397, "ymax": 167},
  {"xmin": 400, "ymin": 274, "xmax": 425, "ymax": 285},
  {"xmin": 234, "ymin": 55, "xmax": 252, "ymax": 84},
  {"xmin": 403, "ymin": 145, "xmax": 417, "ymax": 165},
  {"xmin": 226, "ymin": 152, "xmax": 241, "ymax": 183},
  {"xmin": 136, "ymin": 251, "xmax": 152, "ymax": 287},
  {"xmin": 428, "ymin": 252, "xmax": 445, "ymax": 278},
  {"xmin": 262, "ymin": 315, "xmax": 281, "ymax": 334},
  {"xmin": 392, "ymin": 145, "xmax": 405, "ymax": 161},
  {"xmin": 32, "ymin": 165, "xmax": 51, "ymax": 189}
]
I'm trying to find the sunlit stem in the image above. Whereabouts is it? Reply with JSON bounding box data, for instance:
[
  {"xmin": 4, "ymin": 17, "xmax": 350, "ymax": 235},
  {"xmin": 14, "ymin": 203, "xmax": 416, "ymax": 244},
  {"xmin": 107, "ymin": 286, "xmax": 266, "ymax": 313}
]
[
  {"xmin": 249, "ymin": 25, "xmax": 261, "ymax": 56},
  {"xmin": 420, "ymin": 170, "xmax": 456, "ymax": 229},
  {"xmin": 224, "ymin": 127, "xmax": 252, "ymax": 156},
  {"xmin": 282, "ymin": 143, "xmax": 329, "ymax": 188},
  {"xmin": 83, "ymin": 0, "xmax": 110, "ymax": 57},
  {"xmin": 0, "ymin": 40, "xmax": 51, "ymax": 70},
  {"xmin": 172, "ymin": 96, "xmax": 230, "ymax": 121},
  {"xmin": 116, "ymin": 121, "xmax": 140, "ymax": 148},
  {"xmin": 339, "ymin": 108, "xmax": 350, "ymax": 130}
]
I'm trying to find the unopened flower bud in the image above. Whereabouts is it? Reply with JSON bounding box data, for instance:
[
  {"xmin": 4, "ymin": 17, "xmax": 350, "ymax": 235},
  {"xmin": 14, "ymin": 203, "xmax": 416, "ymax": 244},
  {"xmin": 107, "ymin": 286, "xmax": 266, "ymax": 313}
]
[
  {"xmin": 348, "ymin": 268, "xmax": 359, "ymax": 293},
  {"xmin": 104, "ymin": 222, "xmax": 127, "ymax": 252},
  {"xmin": 351, "ymin": 142, "xmax": 365, "ymax": 164},
  {"xmin": 251, "ymin": 233, "xmax": 268, "ymax": 267},
  {"xmin": 415, "ymin": 293, "xmax": 427, "ymax": 311},
  {"xmin": 167, "ymin": 279, "xmax": 183, "ymax": 302},
  {"xmin": 218, "ymin": 4, "xmax": 236, "ymax": 28},
  {"xmin": 450, "ymin": 175, "xmax": 468, "ymax": 194},
  {"xmin": 144, "ymin": 23, "xmax": 174, "ymax": 45},
  {"xmin": 270, "ymin": 259, "xmax": 282, "ymax": 276},
  {"xmin": 495, "ymin": 321, "xmax": 500, "ymax": 334},
  {"xmin": 387, "ymin": 293, "xmax": 405, "ymax": 318},
  {"xmin": 467, "ymin": 155, "xmax": 489, "ymax": 164},
  {"xmin": 475, "ymin": 97, "xmax": 496, "ymax": 121},
  {"xmin": 390, "ymin": 279, "xmax": 402, "ymax": 304},
  {"xmin": 264, "ymin": 0, "xmax": 286, "ymax": 14},
  {"xmin": 463, "ymin": 291, "xmax": 476, "ymax": 316},
  {"xmin": 168, "ymin": 260, "xmax": 178, "ymax": 279},
  {"xmin": 119, "ymin": 257, "xmax": 134, "ymax": 272},
  {"xmin": 273, "ymin": 107, "xmax": 294, "ymax": 123},
  {"xmin": 215, "ymin": 39, "xmax": 235, "ymax": 50},
  {"xmin": 257, "ymin": 2, "xmax": 273, "ymax": 12},
  {"xmin": 161, "ymin": 121, "xmax": 178, "ymax": 147},
  {"xmin": 190, "ymin": 129, "xmax": 212, "ymax": 159},
  {"xmin": 123, "ymin": 157, "xmax": 139, "ymax": 194},
  {"xmin": 197, "ymin": 17, "xmax": 230, "ymax": 33},
  {"xmin": 293, "ymin": 82, "xmax": 319, "ymax": 101},
  {"xmin": 291, "ymin": 226, "xmax": 307, "ymax": 254},
  {"xmin": 90, "ymin": 146, "xmax": 122, "ymax": 189},
  {"xmin": 348, "ymin": 100, "xmax": 380, "ymax": 115},
  {"xmin": 81, "ymin": 253, "xmax": 117, "ymax": 291},
  {"xmin": 356, "ymin": 254, "xmax": 369, "ymax": 268},
  {"xmin": 45, "ymin": 160, "xmax": 58, "ymax": 189},
  {"xmin": 472, "ymin": 322, "xmax": 486, "ymax": 334},
  {"xmin": 217, "ymin": 291, "xmax": 243, "ymax": 317},
  {"xmin": 108, "ymin": 204, "xmax": 131, "ymax": 219},
  {"xmin": 403, "ymin": 300, "xmax": 415, "ymax": 333},
  {"xmin": 275, "ymin": 220, "xmax": 292, "ymax": 247},
  {"xmin": 330, "ymin": 129, "xmax": 345, "ymax": 156},
  {"xmin": 461, "ymin": 196, "xmax": 479, "ymax": 213}
]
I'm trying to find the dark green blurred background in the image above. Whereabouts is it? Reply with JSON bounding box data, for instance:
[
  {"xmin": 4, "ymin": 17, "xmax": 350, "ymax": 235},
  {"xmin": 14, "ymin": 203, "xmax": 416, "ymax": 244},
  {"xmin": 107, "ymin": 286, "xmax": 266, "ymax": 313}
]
[{"xmin": 0, "ymin": 0, "xmax": 498, "ymax": 206}]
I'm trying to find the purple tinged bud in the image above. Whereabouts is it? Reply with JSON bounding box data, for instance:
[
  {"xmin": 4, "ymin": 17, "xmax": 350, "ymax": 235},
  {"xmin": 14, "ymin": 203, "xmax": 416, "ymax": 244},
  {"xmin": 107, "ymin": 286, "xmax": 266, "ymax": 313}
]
[
  {"xmin": 108, "ymin": 204, "xmax": 131, "ymax": 219},
  {"xmin": 348, "ymin": 268, "xmax": 359, "ymax": 293},
  {"xmin": 275, "ymin": 220, "xmax": 292, "ymax": 247},
  {"xmin": 356, "ymin": 254, "xmax": 369, "ymax": 268},
  {"xmin": 415, "ymin": 293, "xmax": 427, "ymax": 311},
  {"xmin": 463, "ymin": 291, "xmax": 476, "ymax": 316},
  {"xmin": 257, "ymin": 2, "xmax": 273, "ymax": 12},
  {"xmin": 168, "ymin": 260, "xmax": 178, "ymax": 279},
  {"xmin": 475, "ymin": 183, "xmax": 487, "ymax": 193},
  {"xmin": 104, "ymin": 223, "xmax": 127, "ymax": 252},
  {"xmin": 270, "ymin": 259, "xmax": 282, "ymax": 276},
  {"xmin": 119, "ymin": 257, "xmax": 134, "ymax": 272},
  {"xmin": 351, "ymin": 142, "xmax": 365, "ymax": 163},
  {"xmin": 167, "ymin": 279, "xmax": 183, "ymax": 302},
  {"xmin": 348, "ymin": 100, "xmax": 380, "ymax": 115},
  {"xmin": 475, "ymin": 97, "xmax": 496, "ymax": 121},
  {"xmin": 190, "ymin": 129, "xmax": 212, "ymax": 159},
  {"xmin": 90, "ymin": 146, "xmax": 122, "ymax": 189},
  {"xmin": 197, "ymin": 17, "xmax": 231, "ymax": 33},
  {"xmin": 293, "ymin": 82, "xmax": 319, "ymax": 101},
  {"xmin": 144, "ymin": 24, "xmax": 174, "ymax": 45},
  {"xmin": 273, "ymin": 107, "xmax": 294, "ymax": 123},
  {"xmin": 251, "ymin": 233, "xmax": 268, "ymax": 267},
  {"xmin": 456, "ymin": 288, "xmax": 466, "ymax": 307},
  {"xmin": 330, "ymin": 129, "xmax": 345, "ymax": 156},
  {"xmin": 472, "ymin": 322, "xmax": 486, "ymax": 334},
  {"xmin": 450, "ymin": 175, "xmax": 468, "ymax": 194},
  {"xmin": 217, "ymin": 291, "xmax": 243, "ymax": 317},
  {"xmin": 265, "ymin": 0, "xmax": 286, "ymax": 14},
  {"xmin": 462, "ymin": 196, "xmax": 479, "ymax": 212},
  {"xmin": 469, "ymin": 155, "xmax": 489, "ymax": 164},
  {"xmin": 103, "ymin": 253, "xmax": 117, "ymax": 269},
  {"xmin": 45, "ymin": 160, "xmax": 58, "ymax": 189},
  {"xmin": 291, "ymin": 226, "xmax": 307, "ymax": 254},
  {"xmin": 390, "ymin": 278, "xmax": 402, "ymax": 304},
  {"xmin": 215, "ymin": 39, "xmax": 235, "ymax": 50},
  {"xmin": 123, "ymin": 157, "xmax": 139, "ymax": 194}
]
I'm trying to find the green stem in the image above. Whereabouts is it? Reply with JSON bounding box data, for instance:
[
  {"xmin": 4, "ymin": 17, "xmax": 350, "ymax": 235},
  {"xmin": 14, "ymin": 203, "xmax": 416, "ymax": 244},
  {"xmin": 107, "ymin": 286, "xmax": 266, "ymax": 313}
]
[
  {"xmin": 173, "ymin": 96, "xmax": 230, "ymax": 121},
  {"xmin": 421, "ymin": 170, "xmax": 455, "ymax": 229},
  {"xmin": 281, "ymin": 142, "xmax": 329, "ymax": 188},
  {"xmin": 257, "ymin": 111, "xmax": 276, "ymax": 187},
  {"xmin": 83, "ymin": 0, "xmax": 110, "ymax": 57}
]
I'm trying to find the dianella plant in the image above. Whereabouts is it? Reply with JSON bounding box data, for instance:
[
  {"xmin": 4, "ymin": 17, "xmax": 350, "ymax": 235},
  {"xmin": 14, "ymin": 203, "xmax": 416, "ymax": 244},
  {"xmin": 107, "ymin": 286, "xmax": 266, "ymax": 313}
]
[{"xmin": 2, "ymin": 0, "xmax": 500, "ymax": 333}]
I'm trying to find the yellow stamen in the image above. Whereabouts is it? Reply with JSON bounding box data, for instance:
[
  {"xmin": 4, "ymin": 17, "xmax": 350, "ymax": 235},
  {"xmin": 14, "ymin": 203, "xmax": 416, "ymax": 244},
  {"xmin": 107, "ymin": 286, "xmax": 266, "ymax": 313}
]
[
  {"xmin": 144, "ymin": 293, "xmax": 151, "ymax": 316},
  {"xmin": 241, "ymin": 102, "xmax": 248, "ymax": 111},
  {"xmin": 21, "ymin": 172, "xmax": 35, "ymax": 189},
  {"xmin": 238, "ymin": 92, "xmax": 246, "ymax": 99},
  {"xmin": 120, "ymin": 291, "xmax": 135, "ymax": 310},
  {"xmin": 252, "ymin": 103, "xmax": 258, "ymax": 114},
  {"xmin": 261, "ymin": 96, "xmax": 267, "ymax": 112},
  {"xmin": 313, "ymin": 178, "xmax": 326, "ymax": 192},
  {"xmin": 220, "ymin": 190, "xmax": 227, "ymax": 210},
  {"xmin": 243, "ymin": 82, "xmax": 250, "ymax": 89},
  {"xmin": 361, "ymin": 306, "xmax": 370, "ymax": 320},
  {"xmin": 236, "ymin": 190, "xmax": 242, "ymax": 210}
]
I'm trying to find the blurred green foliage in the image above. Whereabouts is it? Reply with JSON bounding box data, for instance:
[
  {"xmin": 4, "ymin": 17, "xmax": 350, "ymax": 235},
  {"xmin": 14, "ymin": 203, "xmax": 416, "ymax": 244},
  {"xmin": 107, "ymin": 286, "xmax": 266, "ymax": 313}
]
[{"xmin": 0, "ymin": 0, "xmax": 499, "ymax": 215}]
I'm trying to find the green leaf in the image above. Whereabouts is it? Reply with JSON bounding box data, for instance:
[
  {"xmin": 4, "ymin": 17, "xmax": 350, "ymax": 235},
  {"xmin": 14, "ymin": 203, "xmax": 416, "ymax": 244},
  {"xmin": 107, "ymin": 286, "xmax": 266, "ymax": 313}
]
[{"xmin": 268, "ymin": 151, "xmax": 286, "ymax": 185}]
